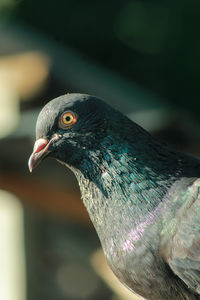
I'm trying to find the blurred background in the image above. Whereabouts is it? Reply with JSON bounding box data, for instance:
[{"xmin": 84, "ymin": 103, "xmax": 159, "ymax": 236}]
[{"xmin": 0, "ymin": 1, "xmax": 200, "ymax": 299}]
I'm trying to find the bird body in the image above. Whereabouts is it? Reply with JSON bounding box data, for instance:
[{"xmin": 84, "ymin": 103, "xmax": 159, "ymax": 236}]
[{"xmin": 29, "ymin": 94, "xmax": 200, "ymax": 299}]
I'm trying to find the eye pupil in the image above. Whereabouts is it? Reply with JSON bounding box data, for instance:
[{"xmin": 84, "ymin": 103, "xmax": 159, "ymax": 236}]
[{"xmin": 65, "ymin": 116, "xmax": 71, "ymax": 122}]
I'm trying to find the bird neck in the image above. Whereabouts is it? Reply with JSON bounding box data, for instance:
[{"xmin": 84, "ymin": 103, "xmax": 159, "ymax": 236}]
[{"xmin": 73, "ymin": 131, "xmax": 183, "ymax": 230}]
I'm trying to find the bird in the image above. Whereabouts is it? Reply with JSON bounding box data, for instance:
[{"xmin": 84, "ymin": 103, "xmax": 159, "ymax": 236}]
[{"xmin": 28, "ymin": 93, "xmax": 200, "ymax": 300}]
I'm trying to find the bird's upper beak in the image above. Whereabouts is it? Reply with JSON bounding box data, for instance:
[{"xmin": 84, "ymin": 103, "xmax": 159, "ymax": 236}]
[{"xmin": 28, "ymin": 134, "xmax": 60, "ymax": 172}]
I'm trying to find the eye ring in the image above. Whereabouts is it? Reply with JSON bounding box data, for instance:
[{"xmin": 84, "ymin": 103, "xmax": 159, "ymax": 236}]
[{"xmin": 58, "ymin": 111, "xmax": 78, "ymax": 129}]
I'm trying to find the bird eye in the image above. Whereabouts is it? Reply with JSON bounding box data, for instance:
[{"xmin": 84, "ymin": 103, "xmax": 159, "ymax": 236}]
[{"xmin": 59, "ymin": 111, "xmax": 78, "ymax": 129}]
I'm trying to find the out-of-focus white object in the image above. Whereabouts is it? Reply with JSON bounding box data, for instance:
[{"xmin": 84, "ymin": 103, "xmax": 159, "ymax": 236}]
[
  {"xmin": 0, "ymin": 51, "xmax": 50, "ymax": 138},
  {"xmin": 0, "ymin": 190, "xmax": 26, "ymax": 300},
  {"xmin": 0, "ymin": 52, "xmax": 50, "ymax": 99}
]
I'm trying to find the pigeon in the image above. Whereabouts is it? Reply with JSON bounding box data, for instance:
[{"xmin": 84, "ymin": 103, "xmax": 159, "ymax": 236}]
[{"xmin": 28, "ymin": 93, "xmax": 200, "ymax": 300}]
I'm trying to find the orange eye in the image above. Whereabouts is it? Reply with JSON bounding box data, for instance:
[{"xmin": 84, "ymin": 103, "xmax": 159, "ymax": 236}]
[{"xmin": 59, "ymin": 111, "xmax": 78, "ymax": 129}]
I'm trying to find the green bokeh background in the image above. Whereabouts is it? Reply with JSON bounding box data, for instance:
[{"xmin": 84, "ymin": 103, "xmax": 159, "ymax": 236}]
[{"xmin": 10, "ymin": 0, "xmax": 200, "ymax": 114}]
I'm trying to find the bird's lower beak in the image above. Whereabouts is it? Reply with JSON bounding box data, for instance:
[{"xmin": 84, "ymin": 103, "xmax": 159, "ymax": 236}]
[{"xmin": 28, "ymin": 135, "xmax": 60, "ymax": 172}]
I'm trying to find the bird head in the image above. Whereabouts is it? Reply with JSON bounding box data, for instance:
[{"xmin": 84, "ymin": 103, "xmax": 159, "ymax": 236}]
[{"xmin": 28, "ymin": 93, "xmax": 120, "ymax": 172}]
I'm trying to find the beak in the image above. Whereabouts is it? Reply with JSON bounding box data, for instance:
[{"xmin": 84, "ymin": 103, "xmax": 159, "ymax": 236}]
[{"xmin": 28, "ymin": 134, "xmax": 60, "ymax": 172}]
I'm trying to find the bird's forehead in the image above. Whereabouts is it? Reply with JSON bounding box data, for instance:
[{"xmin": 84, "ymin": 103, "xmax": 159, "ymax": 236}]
[
  {"xmin": 35, "ymin": 94, "xmax": 105, "ymax": 138},
  {"xmin": 43, "ymin": 94, "xmax": 102, "ymax": 114}
]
